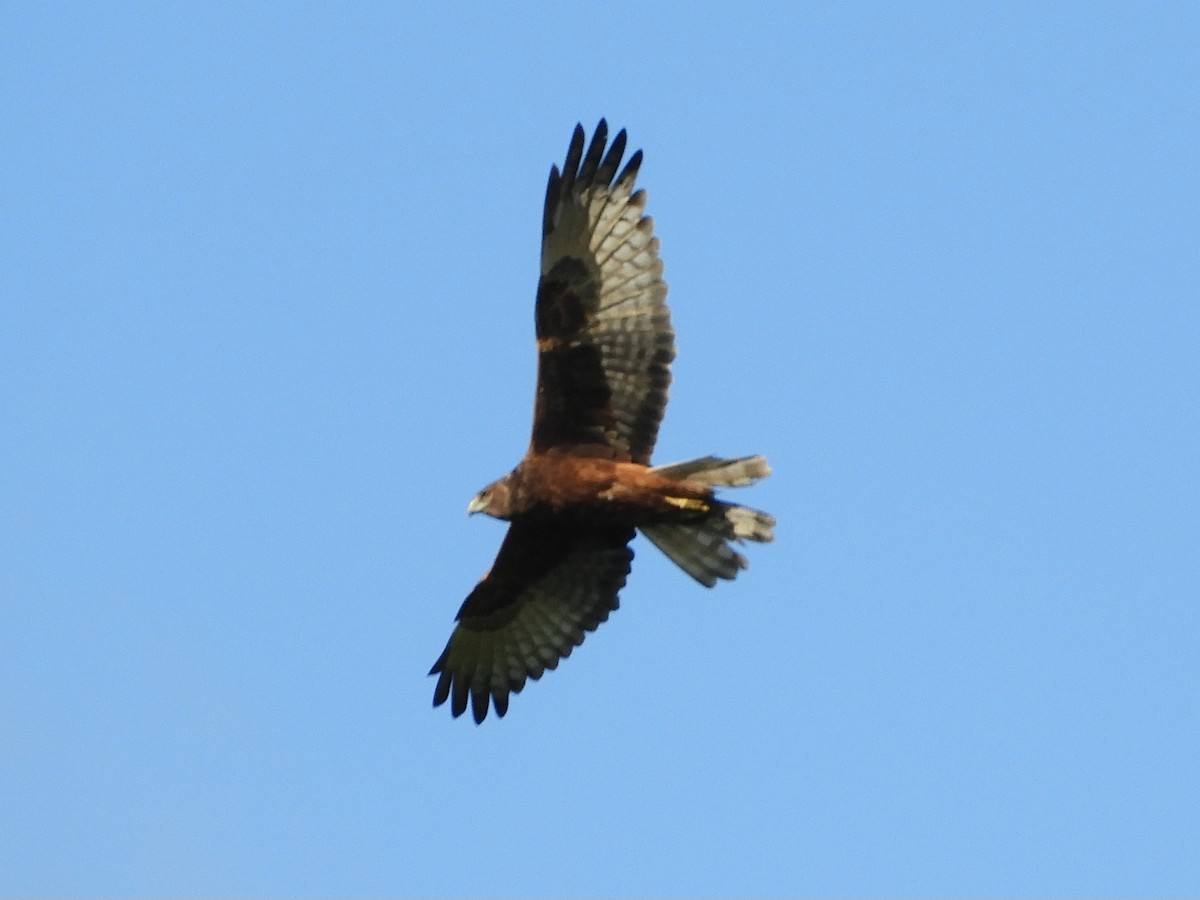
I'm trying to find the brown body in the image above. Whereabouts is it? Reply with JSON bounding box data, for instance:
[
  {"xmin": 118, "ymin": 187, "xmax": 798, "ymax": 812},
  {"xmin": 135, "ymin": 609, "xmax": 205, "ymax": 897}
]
[
  {"xmin": 480, "ymin": 453, "xmax": 714, "ymax": 525},
  {"xmin": 430, "ymin": 122, "xmax": 774, "ymax": 723}
]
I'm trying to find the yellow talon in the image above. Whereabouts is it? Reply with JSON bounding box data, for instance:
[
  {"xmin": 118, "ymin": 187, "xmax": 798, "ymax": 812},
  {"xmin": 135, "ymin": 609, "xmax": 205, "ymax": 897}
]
[{"xmin": 663, "ymin": 496, "xmax": 710, "ymax": 512}]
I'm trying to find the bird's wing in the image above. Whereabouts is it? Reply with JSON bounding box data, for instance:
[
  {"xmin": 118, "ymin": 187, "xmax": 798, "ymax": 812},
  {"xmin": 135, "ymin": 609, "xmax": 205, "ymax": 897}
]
[
  {"xmin": 532, "ymin": 120, "xmax": 675, "ymax": 464},
  {"xmin": 429, "ymin": 520, "xmax": 635, "ymax": 723}
]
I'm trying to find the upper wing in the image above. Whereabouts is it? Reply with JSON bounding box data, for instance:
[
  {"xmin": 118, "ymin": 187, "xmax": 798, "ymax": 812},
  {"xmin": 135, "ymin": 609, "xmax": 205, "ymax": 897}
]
[
  {"xmin": 532, "ymin": 120, "xmax": 675, "ymax": 464},
  {"xmin": 429, "ymin": 521, "xmax": 635, "ymax": 723}
]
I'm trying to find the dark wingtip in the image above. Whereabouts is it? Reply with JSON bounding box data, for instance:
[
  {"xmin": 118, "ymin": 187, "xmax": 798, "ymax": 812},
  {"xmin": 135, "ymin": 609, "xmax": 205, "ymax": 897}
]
[
  {"xmin": 450, "ymin": 677, "xmax": 469, "ymax": 718},
  {"xmin": 618, "ymin": 148, "xmax": 644, "ymax": 186},
  {"xmin": 558, "ymin": 123, "xmax": 587, "ymax": 196},
  {"xmin": 578, "ymin": 120, "xmax": 609, "ymax": 187},
  {"xmin": 471, "ymin": 689, "xmax": 489, "ymax": 724},
  {"xmin": 596, "ymin": 127, "xmax": 627, "ymax": 187},
  {"xmin": 428, "ymin": 646, "xmax": 447, "ymax": 678},
  {"xmin": 543, "ymin": 164, "xmax": 562, "ymax": 236},
  {"xmin": 431, "ymin": 666, "xmax": 451, "ymax": 711}
]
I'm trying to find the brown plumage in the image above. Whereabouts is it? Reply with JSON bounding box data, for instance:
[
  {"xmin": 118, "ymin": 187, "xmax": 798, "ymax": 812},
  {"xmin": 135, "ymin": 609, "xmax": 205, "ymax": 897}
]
[{"xmin": 430, "ymin": 121, "xmax": 775, "ymax": 723}]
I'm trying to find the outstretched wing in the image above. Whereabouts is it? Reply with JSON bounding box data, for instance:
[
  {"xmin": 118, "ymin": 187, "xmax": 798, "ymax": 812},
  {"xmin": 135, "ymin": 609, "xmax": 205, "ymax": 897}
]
[
  {"xmin": 430, "ymin": 521, "xmax": 635, "ymax": 723},
  {"xmin": 532, "ymin": 120, "xmax": 675, "ymax": 464}
]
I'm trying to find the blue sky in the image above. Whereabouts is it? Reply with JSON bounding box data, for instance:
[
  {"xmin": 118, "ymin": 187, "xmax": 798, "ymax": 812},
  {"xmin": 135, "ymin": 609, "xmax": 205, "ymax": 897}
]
[{"xmin": 3, "ymin": 2, "xmax": 1197, "ymax": 896}]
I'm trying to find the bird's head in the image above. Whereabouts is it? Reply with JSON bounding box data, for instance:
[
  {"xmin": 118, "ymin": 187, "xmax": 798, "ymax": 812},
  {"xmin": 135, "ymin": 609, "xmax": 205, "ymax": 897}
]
[{"xmin": 467, "ymin": 476, "xmax": 513, "ymax": 520}]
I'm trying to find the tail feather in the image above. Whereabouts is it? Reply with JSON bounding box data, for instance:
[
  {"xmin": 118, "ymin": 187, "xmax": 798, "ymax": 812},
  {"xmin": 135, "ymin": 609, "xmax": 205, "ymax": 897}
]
[
  {"xmin": 641, "ymin": 520, "xmax": 747, "ymax": 587},
  {"xmin": 650, "ymin": 454, "xmax": 771, "ymax": 488},
  {"xmin": 640, "ymin": 455, "xmax": 775, "ymax": 587},
  {"xmin": 725, "ymin": 504, "xmax": 776, "ymax": 542}
]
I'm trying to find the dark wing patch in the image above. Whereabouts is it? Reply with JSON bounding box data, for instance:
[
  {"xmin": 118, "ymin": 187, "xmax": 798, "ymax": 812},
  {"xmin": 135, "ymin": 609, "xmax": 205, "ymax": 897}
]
[
  {"xmin": 532, "ymin": 120, "xmax": 675, "ymax": 463},
  {"xmin": 429, "ymin": 521, "xmax": 634, "ymax": 723}
]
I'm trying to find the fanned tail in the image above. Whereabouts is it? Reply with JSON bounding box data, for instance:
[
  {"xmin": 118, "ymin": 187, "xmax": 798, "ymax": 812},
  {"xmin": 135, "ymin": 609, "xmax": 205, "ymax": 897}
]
[
  {"xmin": 641, "ymin": 455, "xmax": 775, "ymax": 588},
  {"xmin": 650, "ymin": 454, "xmax": 771, "ymax": 487}
]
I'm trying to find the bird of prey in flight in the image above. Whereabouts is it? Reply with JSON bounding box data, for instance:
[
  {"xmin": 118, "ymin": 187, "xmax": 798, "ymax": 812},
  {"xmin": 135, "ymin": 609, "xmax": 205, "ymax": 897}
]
[{"xmin": 430, "ymin": 120, "xmax": 774, "ymax": 723}]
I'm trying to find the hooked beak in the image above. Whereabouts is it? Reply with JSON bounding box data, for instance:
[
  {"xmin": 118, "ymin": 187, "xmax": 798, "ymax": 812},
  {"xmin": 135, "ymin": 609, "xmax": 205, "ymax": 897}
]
[{"xmin": 467, "ymin": 493, "xmax": 487, "ymax": 516}]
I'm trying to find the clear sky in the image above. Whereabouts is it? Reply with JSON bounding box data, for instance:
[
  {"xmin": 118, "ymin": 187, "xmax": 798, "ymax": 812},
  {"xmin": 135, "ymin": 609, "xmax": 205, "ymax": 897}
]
[{"xmin": 3, "ymin": 3, "xmax": 1197, "ymax": 896}]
